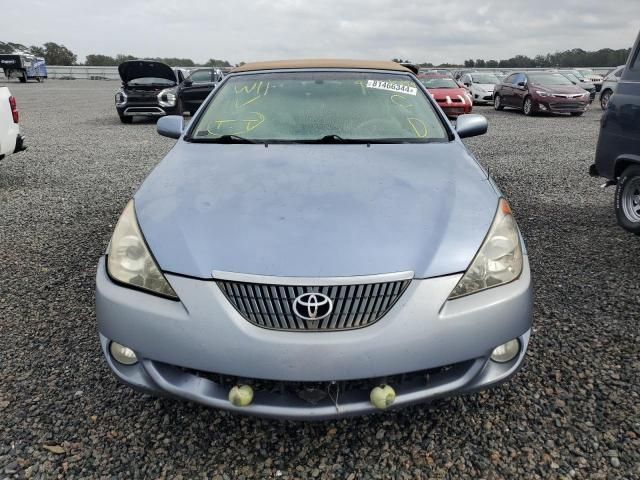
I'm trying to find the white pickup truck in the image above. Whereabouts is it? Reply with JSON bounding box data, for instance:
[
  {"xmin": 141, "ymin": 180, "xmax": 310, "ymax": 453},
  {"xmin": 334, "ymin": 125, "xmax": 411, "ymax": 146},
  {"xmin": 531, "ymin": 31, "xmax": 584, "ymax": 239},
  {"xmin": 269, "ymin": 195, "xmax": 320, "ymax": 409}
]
[{"xmin": 0, "ymin": 86, "xmax": 26, "ymax": 161}]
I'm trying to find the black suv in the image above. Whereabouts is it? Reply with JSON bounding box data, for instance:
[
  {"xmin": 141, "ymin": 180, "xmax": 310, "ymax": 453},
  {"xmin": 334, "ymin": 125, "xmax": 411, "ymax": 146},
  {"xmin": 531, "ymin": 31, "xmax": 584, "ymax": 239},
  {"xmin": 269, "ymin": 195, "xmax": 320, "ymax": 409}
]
[
  {"xmin": 591, "ymin": 30, "xmax": 640, "ymax": 234},
  {"xmin": 115, "ymin": 60, "xmax": 179, "ymax": 123}
]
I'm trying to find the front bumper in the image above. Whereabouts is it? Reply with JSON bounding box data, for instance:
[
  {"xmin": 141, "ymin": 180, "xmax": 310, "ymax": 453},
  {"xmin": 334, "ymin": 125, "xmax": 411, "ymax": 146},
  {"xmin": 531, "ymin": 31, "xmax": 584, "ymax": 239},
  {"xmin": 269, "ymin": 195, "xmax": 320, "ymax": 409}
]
[
  {"xmin": 535, "ymin": 99, "xmax": 589, "ymax": 113},
  {"xmin": 116, "ymin": 103, "xmax": 178, "ymax": 117},
  {"xmin": 96, "ymin": 257, "xmax": 533, "ymax": 419},
  {"xmin": 473, "ymin": 93, "xmax": 494, "ymax": 104},
  {"xmin": 439, "ymin": 104, "xmax": 473, "ymax": 118}
]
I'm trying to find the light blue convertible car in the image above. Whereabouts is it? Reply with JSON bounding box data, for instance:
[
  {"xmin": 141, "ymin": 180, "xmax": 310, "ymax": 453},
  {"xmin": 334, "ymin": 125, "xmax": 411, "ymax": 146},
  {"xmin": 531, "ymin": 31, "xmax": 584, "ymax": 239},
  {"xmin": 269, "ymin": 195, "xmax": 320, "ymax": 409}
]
[{"xmin": 97, "ymin": 59, "xmax": 533, "ymax": 419}]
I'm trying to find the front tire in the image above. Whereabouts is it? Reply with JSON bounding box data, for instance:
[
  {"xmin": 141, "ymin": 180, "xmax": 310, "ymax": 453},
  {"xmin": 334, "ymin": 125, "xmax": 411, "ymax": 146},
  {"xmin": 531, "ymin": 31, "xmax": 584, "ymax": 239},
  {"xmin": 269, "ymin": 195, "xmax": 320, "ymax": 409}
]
[
  {"xmin": 522, "ymin": 96, "xmax": 534, "ymax": 116},
  {"xmin": 494, "ymin": 94, "xmax": 504, "ymax": 111},
  {"xmin": 600, "ymin": 89, "xmax": 612, "ymax": 110},
  {"xmin": 570, "ymin": 112, "xmax": 584, "ymax": 117},
  {"xmin": 119, "ymin": 115, "xmax": 133, "ymax": 124},
  {"xmin": 19, "ymin": 73, "xmax": 27, "ymax": 83},
  {"xmin": 615, "ymin": 165, "xmax": 640, "ymax": 234}
]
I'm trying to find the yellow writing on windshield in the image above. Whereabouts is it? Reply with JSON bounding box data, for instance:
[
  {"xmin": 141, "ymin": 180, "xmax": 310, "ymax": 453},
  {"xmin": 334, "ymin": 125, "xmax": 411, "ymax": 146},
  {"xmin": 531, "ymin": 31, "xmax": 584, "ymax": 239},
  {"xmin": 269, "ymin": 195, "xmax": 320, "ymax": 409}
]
[
  {"xmin": 407, "ymin": 117, "xmax": 428, "ymax": 138},
  {"xmin": 206, "ymin": 112, "xmax": 265, "ymax": 136},
  {"xmin": 354, "ymin": 80, "xmax": 367, "ymax": 95},
  {"xmin": 390, "ymin": 94, "xmax": 413, "ymax": 109},
  {"xmin": 234, "ymin": 81, "xmax": 270, "ymax": 108}
]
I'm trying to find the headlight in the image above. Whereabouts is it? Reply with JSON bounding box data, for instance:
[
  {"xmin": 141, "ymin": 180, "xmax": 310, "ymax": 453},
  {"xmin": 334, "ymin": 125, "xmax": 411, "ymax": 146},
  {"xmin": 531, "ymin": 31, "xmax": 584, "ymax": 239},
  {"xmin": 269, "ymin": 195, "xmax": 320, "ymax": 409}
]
[
  {"xmin": 535, "ymin": 90, "xmax": 550, "ymax": 97},
  {"xmin": 448, "ymin": 199, "xmax": 523, "ymax": 299},
  {"xmin": 107, "ymin": 200, "xmax": 178, "ymax": 299},
  {"xmin": 115, "ymin": 91, "xmax": 127, "ymax": 106},
  {"xmin": 158, "ymin": 88, "xmax": 177, "ymax": 107}
]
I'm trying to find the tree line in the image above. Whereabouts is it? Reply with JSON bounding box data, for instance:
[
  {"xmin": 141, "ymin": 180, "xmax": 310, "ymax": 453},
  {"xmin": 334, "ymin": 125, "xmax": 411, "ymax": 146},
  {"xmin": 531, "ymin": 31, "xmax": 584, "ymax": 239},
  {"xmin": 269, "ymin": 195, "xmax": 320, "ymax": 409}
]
[
  {"xmin": 84, "ymin": 54, "xmax": 233, "ymax": 68},
  {"xmin": 461, "ymin": 48, "xmax": 631, "ymax": 68},
  {"xmin": 394, "ymin": 47, "xmax": 631, "ymax": 69},
  {"xmin": 0, "ymin": 41, "xmax": 234, "ymax": 67},
  {"xmin": 1, "ymin": 41, "xmax": 632, "ymax": 69}
]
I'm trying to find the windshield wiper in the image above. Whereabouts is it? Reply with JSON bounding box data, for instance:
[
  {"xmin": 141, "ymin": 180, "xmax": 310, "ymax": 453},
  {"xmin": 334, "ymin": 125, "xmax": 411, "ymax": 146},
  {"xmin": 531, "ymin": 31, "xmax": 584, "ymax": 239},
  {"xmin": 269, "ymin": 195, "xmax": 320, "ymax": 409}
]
[
  {"xmin": 312, "ymin": 134, "xmax": 349, "ymax": 143},
  {"xmin": 189, "ymin": 134, "xmax": 258, "ymax": 144},
  {"xmin": 305, "ymin": 134, "xmax": 375, "ymax": 144},
  {"xmin": 301, "ymin": 135, "xmax": 436, "ymax": 144}
]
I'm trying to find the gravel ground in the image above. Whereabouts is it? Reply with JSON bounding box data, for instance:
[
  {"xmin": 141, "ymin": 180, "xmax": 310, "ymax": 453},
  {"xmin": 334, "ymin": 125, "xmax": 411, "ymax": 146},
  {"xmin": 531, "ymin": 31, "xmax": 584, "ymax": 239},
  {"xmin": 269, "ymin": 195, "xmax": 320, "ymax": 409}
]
[{"xmin": 0, "ymin": 79, "xmax": 638, "ymax": 479}]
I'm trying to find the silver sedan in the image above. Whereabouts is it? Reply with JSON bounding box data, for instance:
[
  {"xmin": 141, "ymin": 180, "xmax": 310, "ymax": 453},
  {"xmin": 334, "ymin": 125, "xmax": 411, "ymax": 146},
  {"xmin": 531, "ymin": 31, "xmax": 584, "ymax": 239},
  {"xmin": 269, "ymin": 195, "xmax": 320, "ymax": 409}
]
[{"xmin": 97, "ymin": 59, "xmax": 533, "ymax": 419}]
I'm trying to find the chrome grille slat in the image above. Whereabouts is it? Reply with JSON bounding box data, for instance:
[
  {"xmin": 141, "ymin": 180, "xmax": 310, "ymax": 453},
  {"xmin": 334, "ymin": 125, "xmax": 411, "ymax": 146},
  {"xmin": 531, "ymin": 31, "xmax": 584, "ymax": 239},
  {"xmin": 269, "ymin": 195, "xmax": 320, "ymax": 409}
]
[
  {"xmin": 363, "ymin": 283, "xmax": 382, "ymax": 325},
  {"xmin": 216, "ymin": 278, "xmax": 411, "ymax": 331},
  {"xmin": 358, "ymin": 283, "xmax": 373, "ymax": 326},
  {"xmin": 347, "ymin": 284, "xmax": 365, "ymax": 328}
]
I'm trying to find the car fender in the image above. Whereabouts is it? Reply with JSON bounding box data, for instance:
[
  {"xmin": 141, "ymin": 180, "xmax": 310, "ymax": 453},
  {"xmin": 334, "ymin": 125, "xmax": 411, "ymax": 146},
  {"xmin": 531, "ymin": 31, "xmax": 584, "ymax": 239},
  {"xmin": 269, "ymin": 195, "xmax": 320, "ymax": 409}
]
[{"xmin": 614, "ymin": 154, "xmax": 640, "ymax": 177}]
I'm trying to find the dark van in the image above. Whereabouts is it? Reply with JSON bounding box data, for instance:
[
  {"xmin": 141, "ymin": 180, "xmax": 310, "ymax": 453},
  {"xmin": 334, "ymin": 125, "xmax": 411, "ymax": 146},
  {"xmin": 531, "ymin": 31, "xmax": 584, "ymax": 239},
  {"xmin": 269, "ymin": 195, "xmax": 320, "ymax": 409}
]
[{"xmin": 591, "ymin": 30, "xmax": 640, "ymax": 234}]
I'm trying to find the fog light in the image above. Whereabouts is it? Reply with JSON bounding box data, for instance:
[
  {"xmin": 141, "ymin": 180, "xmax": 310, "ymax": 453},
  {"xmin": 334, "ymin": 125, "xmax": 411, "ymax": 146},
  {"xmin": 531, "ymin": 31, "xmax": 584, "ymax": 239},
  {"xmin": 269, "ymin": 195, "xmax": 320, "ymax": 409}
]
[
  {"xmin": 109, "ymin": 341, "xmax": 138, "ymax": 365},
  {"xmin": 539, "ymin": 104, "xmax": 548, "ymax": 111},
  {"xmin": 490, "ymin": 339, "xmax": 520, "ymax": 363}
]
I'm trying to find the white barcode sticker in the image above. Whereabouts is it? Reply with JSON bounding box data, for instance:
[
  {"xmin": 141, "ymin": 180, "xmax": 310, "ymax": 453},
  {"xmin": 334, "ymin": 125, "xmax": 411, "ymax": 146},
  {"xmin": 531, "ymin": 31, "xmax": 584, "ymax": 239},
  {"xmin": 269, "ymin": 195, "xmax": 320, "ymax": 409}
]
[{"xmin": 366, "ymin": 80, "xmax": 417, "ymax": 96}]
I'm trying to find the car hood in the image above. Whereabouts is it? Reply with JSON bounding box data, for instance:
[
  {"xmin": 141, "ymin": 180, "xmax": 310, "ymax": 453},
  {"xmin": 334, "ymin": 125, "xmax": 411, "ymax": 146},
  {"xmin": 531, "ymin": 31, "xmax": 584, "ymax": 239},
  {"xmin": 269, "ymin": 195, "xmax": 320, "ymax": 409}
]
[
  {"xmin": 118, "ymin": 60, "xmax": 176, "ymax": 84},
  {"xmin": 474, "ymin": 83, "xmax": 495, "ymax": 91},
  {"xmin": 530, "ymin": 83, "xmax": 585, "ymax": 94},
  {"xmin": 134, "ymin": 143, "xmax": 499, "ymax": 279},
  {"xmin": 428, "ymin": 88, "xmax": 469, "ymax": 100},
  {"xmin": 576, "ymin": 81, "xmax": 595, "ymax": 89}
]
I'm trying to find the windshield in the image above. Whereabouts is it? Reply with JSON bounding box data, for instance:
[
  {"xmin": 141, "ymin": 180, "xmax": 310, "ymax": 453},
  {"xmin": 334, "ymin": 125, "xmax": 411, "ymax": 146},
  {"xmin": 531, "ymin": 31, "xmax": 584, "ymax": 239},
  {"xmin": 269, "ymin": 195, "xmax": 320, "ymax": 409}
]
[
  {"xmin": 188, "ymin": 70, "xmax": 214, "ymax": 83},
  {"xmin": 128, "ymin": 77, "xmax": 175, "ymax": 86},
  {"xmin": 419, "ymin": 77, "xmax": 459, "ymax": 89},
  {"xmin": 563, "ymin": 73, "xmax": 579, "ymax": 83},
  {"xmin": 528, "ymin": 73, "xmax": 574, "ymax": 86},
  {"xmin": 577, "ymin": 69, "xmax": 593, "ymax": 76},
  {"xmin": 189, "ymin": 71, "xmax": 448, "ymax": 143},
  {"xmin": 470, "ymin": 74, "xmax": 499, "ymax": 84}
]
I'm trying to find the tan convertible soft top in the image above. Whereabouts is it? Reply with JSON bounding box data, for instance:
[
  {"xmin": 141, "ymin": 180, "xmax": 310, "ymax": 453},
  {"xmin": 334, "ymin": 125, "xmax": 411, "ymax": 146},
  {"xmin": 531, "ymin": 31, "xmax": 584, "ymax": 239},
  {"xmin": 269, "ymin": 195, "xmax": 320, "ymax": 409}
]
[{"xmin": 231, "ymin": 59, "xmax": 412, "ymax": 73}]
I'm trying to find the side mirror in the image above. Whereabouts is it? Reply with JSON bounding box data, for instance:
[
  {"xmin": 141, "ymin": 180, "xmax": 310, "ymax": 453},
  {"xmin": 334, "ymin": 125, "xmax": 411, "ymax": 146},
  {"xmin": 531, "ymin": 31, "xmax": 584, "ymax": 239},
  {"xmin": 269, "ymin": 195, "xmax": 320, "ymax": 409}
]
[
  {"xmin": 157, "ymin": 115, "xmax": 184, "ymax": 139},
  {"xmin": 182, "ymin": 78, "xmax": 193, "ymax": 87},
  {"xmin": 464, "ymin": 82, "xmax": 471, "ymax": 87},
  {"xmin": 517, "ymin": 81, "xmax": 526, "ymax": 87},
  {"xmin": 456, "ymin": 114, "xmax": 488, "ymax": 139}
]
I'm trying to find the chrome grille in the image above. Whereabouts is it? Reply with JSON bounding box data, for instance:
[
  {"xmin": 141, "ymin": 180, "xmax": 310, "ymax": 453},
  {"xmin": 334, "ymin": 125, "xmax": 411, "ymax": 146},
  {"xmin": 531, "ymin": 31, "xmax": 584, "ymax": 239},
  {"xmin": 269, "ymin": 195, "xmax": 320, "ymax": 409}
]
[
  {"xmin": 549, "ymin": 102, "xmax": 584, "ymax": 110},
  {"xmin": 217, "ymin": 279, "xmax": 411, "ymax": 331}
]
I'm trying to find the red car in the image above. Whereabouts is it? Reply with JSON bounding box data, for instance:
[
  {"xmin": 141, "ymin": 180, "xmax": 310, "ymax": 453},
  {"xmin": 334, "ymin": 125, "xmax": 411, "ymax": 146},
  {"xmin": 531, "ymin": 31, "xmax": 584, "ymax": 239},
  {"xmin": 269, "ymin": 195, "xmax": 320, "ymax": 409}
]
[{"xmin": 418, "ymin": 74, "xmax": 472, "ymax": 118}]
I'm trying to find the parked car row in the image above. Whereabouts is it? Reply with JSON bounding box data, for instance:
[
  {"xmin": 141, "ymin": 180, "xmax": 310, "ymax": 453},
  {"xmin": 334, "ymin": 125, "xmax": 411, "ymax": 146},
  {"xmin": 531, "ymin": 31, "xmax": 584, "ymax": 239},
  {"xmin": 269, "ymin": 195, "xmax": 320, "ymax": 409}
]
[{"xmin": 113, "ymin": 61, "xmax": 625, "ymax": 124}]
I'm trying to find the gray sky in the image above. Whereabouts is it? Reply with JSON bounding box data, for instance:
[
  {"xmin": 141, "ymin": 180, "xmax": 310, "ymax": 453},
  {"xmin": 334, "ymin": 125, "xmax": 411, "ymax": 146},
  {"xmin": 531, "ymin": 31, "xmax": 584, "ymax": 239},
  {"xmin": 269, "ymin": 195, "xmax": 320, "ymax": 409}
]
[{"xmin": 3, "ymin": 0, "xmax": 639, "ymax": 64}]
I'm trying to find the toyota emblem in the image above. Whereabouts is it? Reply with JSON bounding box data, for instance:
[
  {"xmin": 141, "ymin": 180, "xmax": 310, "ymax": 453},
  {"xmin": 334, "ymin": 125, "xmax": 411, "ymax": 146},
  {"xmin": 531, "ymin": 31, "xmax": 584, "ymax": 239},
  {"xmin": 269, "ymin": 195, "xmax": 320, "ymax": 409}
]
[{"xmin": 292, "ymin": 292, "xmax": 333, "ymax": 321}]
